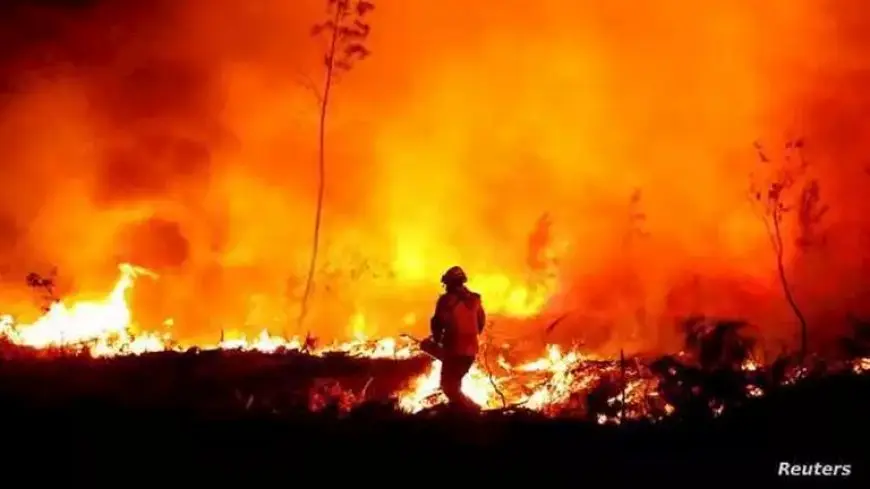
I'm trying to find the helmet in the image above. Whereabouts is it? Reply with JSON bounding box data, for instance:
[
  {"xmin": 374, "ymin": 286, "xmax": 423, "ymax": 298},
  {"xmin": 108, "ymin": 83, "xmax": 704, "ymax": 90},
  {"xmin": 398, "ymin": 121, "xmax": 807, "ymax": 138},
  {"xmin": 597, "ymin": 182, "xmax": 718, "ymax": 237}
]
[{"xmin": 440, "ymin": 266, "xmax": 468, "ymax": 286}]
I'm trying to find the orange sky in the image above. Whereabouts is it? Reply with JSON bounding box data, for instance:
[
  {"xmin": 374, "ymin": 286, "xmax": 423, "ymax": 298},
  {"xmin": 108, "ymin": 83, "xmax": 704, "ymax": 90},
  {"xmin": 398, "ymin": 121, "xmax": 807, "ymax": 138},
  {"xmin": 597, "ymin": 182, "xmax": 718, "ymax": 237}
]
[{"xmin": 1, "ymin": 0, "xmax": 869, "ymax": 354}]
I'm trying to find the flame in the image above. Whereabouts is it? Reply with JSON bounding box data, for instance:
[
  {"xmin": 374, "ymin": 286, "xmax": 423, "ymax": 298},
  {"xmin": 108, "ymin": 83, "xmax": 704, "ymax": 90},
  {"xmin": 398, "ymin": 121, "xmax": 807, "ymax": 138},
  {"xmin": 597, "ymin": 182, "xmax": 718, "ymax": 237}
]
[
  {"xmin": 397, "ymin": 343, "xmax": 662, "ymax": 422},
  {"xmin": 854, "ymin": 357, "xmax": 870, "ymax": 374},
  {"xmin": 0, "ymin": 264, "xmax": 169, "ymax": 356},
  {"xmin": 0, "ymin": 264, "xmax": 415, "ymax": 359}
]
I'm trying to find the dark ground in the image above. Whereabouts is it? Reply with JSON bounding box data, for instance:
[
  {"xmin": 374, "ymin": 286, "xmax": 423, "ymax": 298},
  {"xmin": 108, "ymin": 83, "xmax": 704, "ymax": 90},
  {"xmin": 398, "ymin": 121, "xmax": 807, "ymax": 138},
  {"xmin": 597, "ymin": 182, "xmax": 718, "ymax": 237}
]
[{"xmin": 1, "ymin": 351, "xmax": 867, "ymax": 486}]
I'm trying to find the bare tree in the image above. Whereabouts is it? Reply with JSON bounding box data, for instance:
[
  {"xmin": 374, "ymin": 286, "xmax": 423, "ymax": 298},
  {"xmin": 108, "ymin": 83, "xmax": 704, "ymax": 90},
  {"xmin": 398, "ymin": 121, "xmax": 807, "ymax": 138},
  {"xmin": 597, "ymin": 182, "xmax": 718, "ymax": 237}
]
[
  {"xmin": 298, "ymin": 0, "xmax": 375, "ymax": 329},
  {"xmin": 749, "ymin": 139, "xmax": 826, "ymax": 360}
]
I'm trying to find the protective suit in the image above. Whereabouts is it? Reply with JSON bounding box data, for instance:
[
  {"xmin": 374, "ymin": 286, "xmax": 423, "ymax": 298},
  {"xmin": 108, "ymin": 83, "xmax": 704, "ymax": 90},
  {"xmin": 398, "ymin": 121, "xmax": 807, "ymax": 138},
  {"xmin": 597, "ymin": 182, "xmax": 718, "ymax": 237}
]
[{"xmin": 430, "ymin": 266, "xmax": 486, "ymax": 410}]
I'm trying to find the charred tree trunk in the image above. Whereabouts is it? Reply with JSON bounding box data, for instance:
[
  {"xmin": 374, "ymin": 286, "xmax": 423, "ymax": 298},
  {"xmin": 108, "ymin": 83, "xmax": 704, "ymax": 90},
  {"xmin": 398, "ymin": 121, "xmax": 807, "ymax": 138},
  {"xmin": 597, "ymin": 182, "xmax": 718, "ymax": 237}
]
[{"xmin": 771, "ymin": 212, "xmax": 808, "ymax": 361}]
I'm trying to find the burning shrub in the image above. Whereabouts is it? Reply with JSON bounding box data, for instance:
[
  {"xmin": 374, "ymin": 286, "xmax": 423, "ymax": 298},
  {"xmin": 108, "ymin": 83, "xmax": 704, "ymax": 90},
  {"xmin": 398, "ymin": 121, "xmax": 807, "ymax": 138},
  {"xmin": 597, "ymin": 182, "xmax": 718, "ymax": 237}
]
[{"xmin": 308, "ymin": 378, "xmax": 365, "ymax": 415}]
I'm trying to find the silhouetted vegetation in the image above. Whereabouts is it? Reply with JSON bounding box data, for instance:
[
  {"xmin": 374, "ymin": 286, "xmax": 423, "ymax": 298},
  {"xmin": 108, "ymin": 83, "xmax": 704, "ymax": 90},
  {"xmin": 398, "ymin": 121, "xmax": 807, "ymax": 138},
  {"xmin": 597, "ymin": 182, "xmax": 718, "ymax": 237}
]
[
  {"xmin": 25, "ymin": 268, "xmax": 58, "ymax": 313},
  {"xmin": 841, "ymin": 315, "xmax": 870, "ymax": 358},
  {"xmin": 299, "ymin": 0, "xmax": 376, "ymax": 330},
  {"xmin": 750, "ymin": 139, "xmax": 826, "ymax": 360}
]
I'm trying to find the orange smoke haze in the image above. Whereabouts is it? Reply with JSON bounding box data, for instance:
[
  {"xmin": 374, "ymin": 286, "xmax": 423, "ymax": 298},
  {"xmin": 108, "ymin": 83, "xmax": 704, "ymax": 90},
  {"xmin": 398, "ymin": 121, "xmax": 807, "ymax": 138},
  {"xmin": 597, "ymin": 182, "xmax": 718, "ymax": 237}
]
[{"xmin": 1, "ymin": 0, "xmax": 870, "ymax": 353}]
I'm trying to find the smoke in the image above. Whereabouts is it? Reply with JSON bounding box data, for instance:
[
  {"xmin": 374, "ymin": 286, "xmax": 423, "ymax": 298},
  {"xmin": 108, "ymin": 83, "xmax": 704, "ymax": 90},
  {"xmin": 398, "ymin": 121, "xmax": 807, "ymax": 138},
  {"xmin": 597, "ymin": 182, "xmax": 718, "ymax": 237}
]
[{"xmin": 1, "ymin": 0, "xmax": 869, "ymax": 352}]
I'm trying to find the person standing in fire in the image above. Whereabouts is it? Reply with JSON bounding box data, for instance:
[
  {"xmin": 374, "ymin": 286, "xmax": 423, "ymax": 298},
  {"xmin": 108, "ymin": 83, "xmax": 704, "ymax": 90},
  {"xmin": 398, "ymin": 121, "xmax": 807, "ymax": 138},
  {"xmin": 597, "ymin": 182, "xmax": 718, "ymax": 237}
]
[{"xmin": 429, "ymin": 266, "xmax": 486, "ymax": 410}]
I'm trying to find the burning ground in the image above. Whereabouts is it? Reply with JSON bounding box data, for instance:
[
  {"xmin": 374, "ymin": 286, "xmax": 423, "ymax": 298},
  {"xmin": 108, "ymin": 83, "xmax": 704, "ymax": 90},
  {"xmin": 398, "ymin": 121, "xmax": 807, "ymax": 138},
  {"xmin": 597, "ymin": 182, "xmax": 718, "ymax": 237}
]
[{"xmin": 1, "ymin": 263, "xmax": 868, "ymax": 423}]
